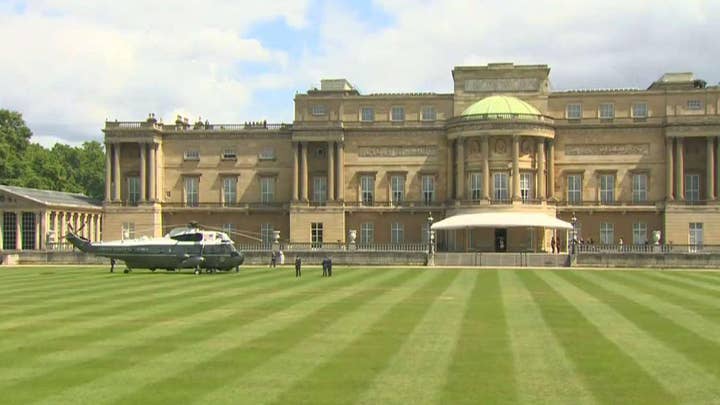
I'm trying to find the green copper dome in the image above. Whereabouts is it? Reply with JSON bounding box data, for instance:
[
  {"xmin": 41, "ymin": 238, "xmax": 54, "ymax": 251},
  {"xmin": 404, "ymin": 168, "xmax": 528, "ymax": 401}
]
[{"xmin": 461, "ymin": 95, "xmax": 541, "ymax": 117}]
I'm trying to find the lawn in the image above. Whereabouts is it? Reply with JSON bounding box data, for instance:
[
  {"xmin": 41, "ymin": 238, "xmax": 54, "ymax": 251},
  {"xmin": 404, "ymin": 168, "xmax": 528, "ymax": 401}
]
[{"xmin": 1, "ymin": 266, "xmax": 719, "ymax": 404}]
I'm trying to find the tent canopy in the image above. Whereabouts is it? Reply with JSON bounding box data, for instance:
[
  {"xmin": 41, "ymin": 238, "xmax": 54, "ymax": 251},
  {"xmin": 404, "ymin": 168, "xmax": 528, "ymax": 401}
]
[{"xmin": 431, "ymin": 212, "xmax": 573, "ymax": 230}]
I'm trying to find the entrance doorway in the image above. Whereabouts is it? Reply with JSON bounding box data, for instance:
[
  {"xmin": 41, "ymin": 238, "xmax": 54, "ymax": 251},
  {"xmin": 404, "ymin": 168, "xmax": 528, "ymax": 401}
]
[{"xmin": 495, "ymin": 228, "xmax": 507, "ymax": 252}]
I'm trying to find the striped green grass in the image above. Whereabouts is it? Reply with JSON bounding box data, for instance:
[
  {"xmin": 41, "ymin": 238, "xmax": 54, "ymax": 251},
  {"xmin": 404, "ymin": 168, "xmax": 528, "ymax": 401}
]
[{"xmin": 1, "ymin": 266, "xmax": 720, "ymax": 404}]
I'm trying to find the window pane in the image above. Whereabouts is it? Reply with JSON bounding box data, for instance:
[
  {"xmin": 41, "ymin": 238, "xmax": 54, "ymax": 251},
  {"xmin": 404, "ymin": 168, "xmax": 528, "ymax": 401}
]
[
  {"xmin": 391, "ymin": 175, "xmax": 404, "ymax": 204},
  {"xmin": 422, "ymin": 175, "xmax": 435, "ymax": 204},
  {"xmin": 391, "ymin": 107, "xmax": 405, "ymax": 121},
  {"xmin": 421, "ymin": 106, "xmax": 436, "ymax": 121},
  {"xmin": 493, "ymin": 173, "xmax": 508, "ymax": 201},
  {"xmin": 361, "ymin": 176, "xmax": 374, "ymax": 205},
  {"xmin": 361, "ymin": 107, "xmax": 374, "ymax": 122},
  {"xmin": 470, "ymin": 173, "xmax": 482, "ymax": 201},
  {"xmin": 599, "ymin": 103, "xmax": 614, "ymax": 119},
  {"xmin": 520, "ymin": 173, "xmax": 533, "ymax": 202},
  {"xmin": 261, "ymin": 177, "xmax": 275, "ymax": 203},
  {"xmin": 568, "ymin": 174, "xmax": 581, "ymax": 203},
  {"xmin": 185, "ymin": 177, "xmax": 198, "ymax": 206},
  {"xmin": 223, "ymin": 177, "xmax": 237, "ymax": 206},
  {"xmin": 632, "ymin": 103, "xmax": 648, "ymax": 118},
  {"xmin": 632, "ymin": 174, "xmax": 647, "ymax": 203},
  {"xmin": 313, "ymin": 176, "xmax": 327, "ymax": 204},
  {"xmin": 600, "ymin": 174, "xmax": 615, "ymax": 203},
  {"xmin": 567, "ymin": 103, "xmax": 582, "ymax": 119},
  {"xmin": 685, "ymin": 174, "xmax": 699, "ymax": 201}
]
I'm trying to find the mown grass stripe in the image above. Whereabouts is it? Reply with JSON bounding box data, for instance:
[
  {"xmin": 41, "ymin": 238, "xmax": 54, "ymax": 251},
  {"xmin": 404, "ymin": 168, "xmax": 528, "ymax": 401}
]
[
  {"xmin": 0, "ymin": 268, "xmax": 86, "ymax": 286},
  {"xmin": 642, "ymin": 271, "xmax": 720, "ymax": 299},
  {"xmin": 500, "ymin": 271, "xmax": 595, "ymax": 405},
  {"xmin": 353, "ymin": 270, "xmax": 476, "ymax": 405},
  {"xmin": 438, "ymin": 271, "xmax": 517, "ymax": 405},
  {"xmin": 3, "ymin": 268, "xmax": 383, "ymax": 403},
  {"xmin": 113, "ymin": 269, "xmax": 428, "ymax": 405},
  {"xmin": 268, "ymin": 270, "xmax": 459, "ymax": 405},
  {"xmin": 683, "ymin": 272, "xmax": 720, "ymax": 285},
  {"xmin": 619, "ymin": 271, "xmax": 720, "ymax": 310},
  {"xmin": 519, "ymin": 271, "xmax": 677, "ymax": 404},
  {"xmin": 0, "ymin": 271, "xmax": 144, "ymax": 302},
  {"xmin": 650, "ymin": 272, "xmax": 720, "ymax": 293}
]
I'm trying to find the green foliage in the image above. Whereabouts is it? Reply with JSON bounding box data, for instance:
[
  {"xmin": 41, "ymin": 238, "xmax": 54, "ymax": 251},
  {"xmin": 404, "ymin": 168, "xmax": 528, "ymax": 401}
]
[{"xmin": 0, "ymin": 109, "xmax": 104, "ymax": 199}]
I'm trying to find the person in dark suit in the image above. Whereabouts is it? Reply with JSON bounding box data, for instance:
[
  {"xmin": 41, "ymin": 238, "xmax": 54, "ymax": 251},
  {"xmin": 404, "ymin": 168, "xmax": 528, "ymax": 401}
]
[
  {"xmin": 321, "ymin": 257, "xmax": 328, "ymax": 277},
  {"xmin": 327, "ymin": 257, "xmax": 333, "ymax": 277},
  {"xmin": 294, "ymin": 256, "xmax": 302, "ymax": 277}
]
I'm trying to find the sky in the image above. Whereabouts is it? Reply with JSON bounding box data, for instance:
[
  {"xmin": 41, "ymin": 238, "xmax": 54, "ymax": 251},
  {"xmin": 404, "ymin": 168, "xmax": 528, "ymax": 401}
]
[{"xmin": 0, "ymin": 0, "xmax": 718, "ymax": 147}]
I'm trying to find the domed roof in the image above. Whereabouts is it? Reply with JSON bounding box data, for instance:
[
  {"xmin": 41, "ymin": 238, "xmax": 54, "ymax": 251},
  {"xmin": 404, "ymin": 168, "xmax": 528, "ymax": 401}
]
[{"xmin": 461, "ymin": 95, "xmax": 541, "ymax": 116}]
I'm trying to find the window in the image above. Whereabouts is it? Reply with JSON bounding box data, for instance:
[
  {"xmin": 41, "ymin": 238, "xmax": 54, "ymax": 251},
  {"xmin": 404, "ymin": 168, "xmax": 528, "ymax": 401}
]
[
  {"xmin": 689, "ymin": 222, "xmax": 703, "ymax": 250},
  {"xmin": 600, "ymin": 174, "xmax": 615, "ymax": 204},
  {"xmin": 632, "ymin": 103, "xmax": 648, "ymax": 118},
  {"xmin": 391, "ymin": 175, "xmax": 404, "ymax": 204},
  {"xmin": 687, "ymin": 100, "xmax": 702, "ymax": 110},
  {"xmin": 311, "ymin": 104, "xmax": 327, "ymax": 116},
  {"xmin": 360, "ymin": 107, "xmax": 375, "ymax": 122},
  {"xmin": 391, "ymin": 223, "xmax": 404, "ymax": 244},
  {"xmin": 222, "ymin": 149, "xmax": 237, "ymax": 160},
  {"xmin": 361, "ymin": 175, "xmax": 374, "ymax": 206},
  {"xmin": 127, "ymin": 176, "xmax": 140, "ymax": 205},
  {"xmin": 184, "ymin": 176, "xmax": 199, "ymax": 207},
  {"xmin": 260, "ymin": 177, "xmax": 275, "ymax": 203},
  {"xmin": 390, "ymin": 106, "xmax": 405, "ymax": 122},
  {"xmin": 567, "ymin": 174, "xmax": 582, "ymax": 204},
  {"xmin": 360, "ymin": 223, "xmax": 374, "ymax": 245},
  {"xmin": 632, "ymin": 173, "xmax": 648, "ymax": 203},
  {"xmin": 313, "ymin": 176, "xmax": 327, "ymax": 205},
  {"xmin": 311, "ymin": 222, "xmax": 323, "ymax": 248},
  {"xmin": 184, "ymin": 150, "xmax": 199, "ymax": 161},
  {"xmin": 223, "ymin": 177, "xmax": 237, "ymax": 206},
  {"xmin": 21, "ymin": 212, "xmax": 36, "ymax": 250},
  {"xmin": 566, "ymin": 103, "xmax": 582, "ymax": 120},
  {"xmin": 470, "ymin": 172, "xmax": 483, "ymax": 201},
  {"xmin": 633, "ymin": 223, "xmax": 647, "ymax": 245},
  {"xmin": 261, "ymin": 224, "xmax": 273, "ymax": 247},
  {"xmin": 122, "ymin": 222, "xmax": 135, "ymax": 240},
  {"xmin": 3, "ymin": 212, "xmax": 16, "ymax": 250},
  {"xmin": 685, "ymin": 174, "xmax": 700, "ymax": 201},
  {"xmin": 421, "ymin": 106, "xmax": 437, "ymax": 121},
  {"xmin": 258, "ymin": 147, "xmax": 275, "ymax": 160},
  {"xmin": 599, "ymin": 103, "xmax": 614, "ymax": 120},
  {"xmin": 600, "ymin": 222, "xmax": 614, "ymax": 244},
  {"xmin": 422, "ymin": 175, "xmax": 435, "ymax": 205},
  {"xmin": 222, "ymin": 223, "xmax": 235, "ymax": 241},
  {"xmin": 520, "ymin": 172, "xmax": 534, "ymax": 202},
  {"xmin": 493, "ymin": 173, "xmax": 509, "ymax": 201}
]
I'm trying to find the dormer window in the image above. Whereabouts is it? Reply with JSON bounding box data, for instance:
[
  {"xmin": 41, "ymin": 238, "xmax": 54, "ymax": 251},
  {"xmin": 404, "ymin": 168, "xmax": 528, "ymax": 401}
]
[
  {"xmin": 184, "ymin": 150, "xmax": 200, "ymax": 161},
  {"xmin": 360, "ymin": 107, "xmax": 375, "ymax": 122},
  {"xmin": 390, "ymin": 106, "xmax": 405, "ymax": 122},
  {"xmin": 566, "ymin": 103, "xmax": 582, "ymax": 120},
  {"xmin": 598, "ymin": 103, "xmax": 614, "ymax": 120},
  {"xmin": 222, "ymin": 149, "xmax": 237, "ymax": 160},
  {"xmin": 632, "ymin": 103, "xmax": 648, "ymax": 119},
  {"xmin": 421, "ymin": 106, "xmax": 437, "ymax": 121}
]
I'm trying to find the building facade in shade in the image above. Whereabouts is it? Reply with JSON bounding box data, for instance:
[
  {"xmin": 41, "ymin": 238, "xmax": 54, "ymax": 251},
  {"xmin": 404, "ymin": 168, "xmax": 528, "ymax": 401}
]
[{"xmin": 101, "ymin": 63, "xmax": 720, "ymax": 252}]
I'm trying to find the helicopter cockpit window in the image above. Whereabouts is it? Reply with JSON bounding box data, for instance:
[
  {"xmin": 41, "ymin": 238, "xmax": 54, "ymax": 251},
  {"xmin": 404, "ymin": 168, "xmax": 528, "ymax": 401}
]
[{"xmin": 170, "ymin": 233, "xmax": 203, "ymax": 242}]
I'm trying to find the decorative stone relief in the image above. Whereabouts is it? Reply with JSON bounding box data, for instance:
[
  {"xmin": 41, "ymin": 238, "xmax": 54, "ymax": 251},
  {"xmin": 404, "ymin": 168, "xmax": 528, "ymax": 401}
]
[
  {"xmin": 468, "ymin": 140, "xmax": 481, "ymax": 155},
  {"xmin": 464, "ymin": 78, "xmax": 541, "ymax": 92},
  {"xmin": 494, "ymin": 139, "xmax": 507, "ymax": 155},
  {"xmin": 358, "ymin": 145, "xmax": 437, "ymax": 157},
  {"xmin": 565, "ymin": 143, "xmax": 649, "ymax": 156},
  {"xmin": 521, "ymin": 139, "xmax": 532, "ymax": 154}
]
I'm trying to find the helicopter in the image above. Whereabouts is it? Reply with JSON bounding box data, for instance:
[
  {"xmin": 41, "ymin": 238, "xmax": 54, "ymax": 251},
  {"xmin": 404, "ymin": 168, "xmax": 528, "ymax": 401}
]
[{"xmin": 66, "ymin": 222, "xmax": 244, "ymax": 274}]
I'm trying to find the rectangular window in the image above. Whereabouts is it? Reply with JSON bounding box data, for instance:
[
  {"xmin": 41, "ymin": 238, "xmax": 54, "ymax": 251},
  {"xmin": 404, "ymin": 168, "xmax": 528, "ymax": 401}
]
[
  {"xmin": 390, "ymin": 175, "xmax": 404, "ymax": 204},
  {"xmin": 360, "ymin": 223, "xmax": 374, "ymax": 245},
  {"xmin": 566, "ymin": 103, "xmax": 582, "ymax": 120},
  {"xmin": 493, "ymin": 173, "xmax": 509, "ymax": 202},
  {"xmin": 360, "ymin": 107, "xmax": 375, "ymax": 122},
  {"xmin": 599, "ymin": 103, "xmax": 614, "ymax": 119},
  {"xmin": 184, "ymin": 176, "xmax": 199, "ymax": 207},
  {"xmin": 361, "ymin": 175, "xmax": 374, "ymax": 206},
  {"xmin": 600, "ymin": 174, "xmax": 615, "ymax": 204},
  {"xmin": 390, "ymin": 106, "xmax": 405, "ymax": 122},
  {"xmin": 223, "ymin": 177, "xmax": 237, "ymax": 206},
  {"xmin": 422, "ymin": 175, "xmax": 435, "ymax": 205},
  {"xmin": 470, "ymin": 172, "xmax": 483, "ymax": 201},
  {"xmin": 222, "ymin": 223, "xmax": 235, "ymax": 241},
  {"xmin": 520, "ymin": 172, "xmax": 534, "ymax": 202},
  {"xmin": 222, "ymin": 149, "xmax": 237, "ymax": 160},
  {"xmin": 21, "ymin": 212, "xmax": 36, "ymax": 250},
  {"xmin": 687, "ymin": 100, "xmax": 702, "ymax": 110},
  {"xmin": 311, "ymin": 222, "xmax": 323, "ymax": 248},
  {"xmin": 685, "ymin": 174, "xmax": 700, "ymax": 201},
  {"xmin": 261, "ymin": 223, "xmax": 273, "ymax": 247},
  {"xmin": 313, "ymin": 176, "xmax": 327, "ymax": 205},
  {"xmin": 567, "ymin": 174, "xmax": 582, "ymax": 204},
  {"xmin": 3, "ymin": 212, "xmax": 16, "ymax": 250},
  {"xmin": 689, "ymin": 222, "xmax": 703, "ymax": 251},
  {"xmin": 311, "ymin": 104, "xmax": 327, "ymax": 116},
  {"xmin": 258, "ymin": 147, "xmax": 275, "ymax": 160},
  {"xmin": 600, "ymin": 222, "xmax": 614, "ymax": 244},
  {"xmin": 183, "ymin": 150, "xmax": 199, "ymax": 161},
  {"xmin": 391, "ymin": 222, "xmax": 404, "ymax": 244},
  {"xmin": 122, "ymin": 222, "xmax": 135, "ymax": 240},
  {"xmin": 260, "ymin": 177, "xmax": 275, "ymax": 203},
  {"xmin": 632, "ymin": 173, "xmax": 648, "ymax": 203},
  {"xmin": 127, "ymin": 176, "xmax": 140, "ymax": 205},
  {"xmin": 421, "ymin": 106, "xmax": 437, "ymax": 121},
  {"xmin": 633, "ymin": 223, "xmax": 647, "ymax": 245},
  {"xmin": 632, "ymin": 103, "xmax": 648, "ymax": 118}
]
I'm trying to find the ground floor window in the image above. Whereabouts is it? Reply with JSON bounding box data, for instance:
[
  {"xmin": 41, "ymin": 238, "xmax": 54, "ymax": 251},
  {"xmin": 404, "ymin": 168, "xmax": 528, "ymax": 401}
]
[
  {"xmin": 391, "ymin": 222, "xmax": 404, "ymax": 244},
  {"xmin": 311, "ymin": 222, "xmax": 323, "ymax": 248},
  {"xmin": 222, "ymin": 223, "xmax": 235, "ymax": 241},
  {"xmin": 122, "ymin": 222, "xmax": 135, "ymax": 240},
  {"xmin": 21, "ymin": 212, "xmax": 36, "ymax": 250},
  {"xmin": 3, "ymin": 212, "xmax": 16, "ymax": 250},
  {"xmin": 261, "ymin": 224, "xmax": 273, "ymax": 248},
  {"xmin": 360, "ymin": 223, "xmax": 374, "ymax": 245},
  {"xmin": 600, "ymin": 222, "xmax": 614, "ymax": 244},
  {"xmin": 633, "ymin": 223, "xmax": 647, "ymax": 245},
  {"xmin": 689, "ymin": 222, "xmax": 703, "ymax": 251}
]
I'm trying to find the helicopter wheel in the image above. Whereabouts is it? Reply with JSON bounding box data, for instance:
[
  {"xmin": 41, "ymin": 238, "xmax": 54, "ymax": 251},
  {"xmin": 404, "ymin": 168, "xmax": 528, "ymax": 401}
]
[
  {"xmin": 235, "ymin": 266, "xmax": 239, "ymax": 272},
  {"xmin": 194, "ymin": 266, "xmax": 200, "ymax": 275},
  {"xmin": 123, "ymin": 269, "xmax": 130, "ymax": 274}
]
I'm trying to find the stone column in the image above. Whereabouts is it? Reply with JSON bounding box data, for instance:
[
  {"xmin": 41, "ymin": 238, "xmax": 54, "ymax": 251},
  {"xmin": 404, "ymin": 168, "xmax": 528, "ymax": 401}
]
[
  {"xmin": 482, "ymin": 136, "xmax": 490, "ymax": 200},
  {"xmin": 113, "ymin": 143, "xmax": 121, "ymax": 202},
  {"xmin": 149, "ymin": 143, "xmax": 157, "ymax": 202},
  {"xmin": 666, "ymin": 137, "xmax": 674, "ymax": 200},
  {"xmin": 512, "ymin": 136, "xmax": 521, "ymax": 201},
  {"xmin": 455, "ymin": 138, "xmax": 464, "ymax": 200},
  {"xmin": 337, "ymin": 142, "xmax": 345, "ymax": 201},
  {"xmin": 327, "ymin": 141, "xmax": 335, "ymax": 201},
  {"xmin": 88, "ymin": 214, "xmax": 94, "ymax": 242},
  {"xmin": 292, "ymin": 142, "xmax": 299, "ymax": 201},
  {"xmin": 35, "ymin": 212, "xmax": 41, "ymax": 250},
  {"xmin": 301, "ymin": 142, "xmax": 308, "ymax": 201},
  {"xmin": 446, "ymin": 140, "xmax": 454, "ymax": 200},
  {"xmin": 537, "ymin": 139, "xmax": 546, "ymax": 201},
  {"xmin": 707, "ymin": 137, "xmax": 715, "ymax": 200},
  {"xmin": 105, "ymin": 143, "xmax": 112, "ymax": 202},
  {"xmin": 676, "ymin": 137, "xmax": 684, "ymax": 200},
  {"xmin": 16, "ymin": 211, "xmax": 22, "ymax": 250},
  {"xmin": 548, "ymin": 140, "xmax": 555, "ymax": 201},
  {"xmin": 139, "ymin": 143, "xmax": 147, "ymax": 203}
]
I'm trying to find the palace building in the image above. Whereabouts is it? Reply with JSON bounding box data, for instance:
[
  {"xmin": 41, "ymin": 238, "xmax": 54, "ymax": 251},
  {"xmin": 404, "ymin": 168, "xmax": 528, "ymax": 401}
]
[{"xmin": 101, "ymin": 63, "xmax": 720, "ymax": 252}]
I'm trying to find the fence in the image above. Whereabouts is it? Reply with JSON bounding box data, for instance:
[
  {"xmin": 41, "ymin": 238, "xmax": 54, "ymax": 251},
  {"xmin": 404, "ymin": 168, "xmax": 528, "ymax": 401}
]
[
  {"xmin": 235, "ymin": 242, "xmax": 428, "ymax": 252},
  {"xmin": 576, "ymin": 244, "xmax": 720, "ymax": 254}
]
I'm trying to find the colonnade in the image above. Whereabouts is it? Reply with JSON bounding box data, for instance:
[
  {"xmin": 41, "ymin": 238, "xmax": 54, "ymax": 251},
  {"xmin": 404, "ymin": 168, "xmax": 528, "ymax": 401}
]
[
  {"xmin": 291, "ymin": 141, "xmax": 345, "ymax": 202},
  {"xmin": 105, "ymin": 141, "xmax": 158, "ymax": 203},
  {"xmin": 665, "ymin": 136, "xmax": 720, "ymax": 201},
  {"xmin": 0, "ymin": 210, "xmax": 102, "ymax": 250}
]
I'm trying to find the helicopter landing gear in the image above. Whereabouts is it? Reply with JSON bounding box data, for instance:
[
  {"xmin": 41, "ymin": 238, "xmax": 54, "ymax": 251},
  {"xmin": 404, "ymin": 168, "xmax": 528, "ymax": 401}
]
[
  {"xmin": 150, "ymin": 268, "xmax": 156, "ymax": 272},
  {"xmin": 194, "ymin": 266, "xmax": 201, "ymax": 275},
  {"xmin": 123, "ymin": 268, "xmax": 132, "ymax": 274},
  {"xmin": 235, "ymin": 266, "xmax": 239, "ymax": 272}
]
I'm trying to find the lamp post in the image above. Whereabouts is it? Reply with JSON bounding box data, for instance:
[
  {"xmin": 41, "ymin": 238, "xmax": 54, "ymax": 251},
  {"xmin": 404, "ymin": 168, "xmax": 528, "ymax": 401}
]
[
  {"xmin": 570, "ymin": 212, "xmax": 578, "ymax": 255},
  {"xmin": 427, "ymin": 212, "xmax": 435, "ymax": 266}
]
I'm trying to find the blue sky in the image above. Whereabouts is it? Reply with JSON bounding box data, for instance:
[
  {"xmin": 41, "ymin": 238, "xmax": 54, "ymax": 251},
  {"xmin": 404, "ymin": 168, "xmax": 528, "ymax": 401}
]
[{"xmin": 0, "ymin": 0, "xmax": 718, "ymax": 146}]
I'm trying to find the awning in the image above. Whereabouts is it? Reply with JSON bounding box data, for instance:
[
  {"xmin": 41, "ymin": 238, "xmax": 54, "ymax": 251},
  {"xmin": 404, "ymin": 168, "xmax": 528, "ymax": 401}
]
[{"xmin": 431, "ymin": 212, "xmax": 573, "ymax": 230}]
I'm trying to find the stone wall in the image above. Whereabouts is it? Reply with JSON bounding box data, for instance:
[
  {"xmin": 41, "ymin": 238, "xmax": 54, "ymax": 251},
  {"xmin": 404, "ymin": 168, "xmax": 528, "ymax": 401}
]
[{"xmin": 577, "ymin": 252, "xmax": 720, "ymax": 268}]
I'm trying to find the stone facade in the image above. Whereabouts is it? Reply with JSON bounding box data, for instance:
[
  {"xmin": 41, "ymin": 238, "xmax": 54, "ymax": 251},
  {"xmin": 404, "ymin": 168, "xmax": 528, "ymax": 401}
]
[{"xmin": 101, "ymin": 63, "xmax": 720, "ymax": 252}]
